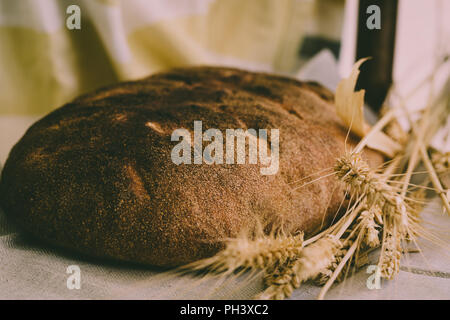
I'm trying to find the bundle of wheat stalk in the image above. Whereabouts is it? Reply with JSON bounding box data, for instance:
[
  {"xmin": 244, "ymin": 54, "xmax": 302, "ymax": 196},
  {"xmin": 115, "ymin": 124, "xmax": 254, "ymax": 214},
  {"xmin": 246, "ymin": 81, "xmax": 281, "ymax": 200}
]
[{"xmin": 179, "ymin": 58, "xmax": 450, "ymax": 300}]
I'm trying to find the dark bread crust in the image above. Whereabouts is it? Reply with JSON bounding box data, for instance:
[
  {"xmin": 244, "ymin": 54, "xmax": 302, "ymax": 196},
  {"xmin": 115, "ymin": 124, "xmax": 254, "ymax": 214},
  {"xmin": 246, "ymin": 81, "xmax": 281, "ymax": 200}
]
[{"xmin": 0, "ymin": 67, "xmax": 381, "ymax": 266}]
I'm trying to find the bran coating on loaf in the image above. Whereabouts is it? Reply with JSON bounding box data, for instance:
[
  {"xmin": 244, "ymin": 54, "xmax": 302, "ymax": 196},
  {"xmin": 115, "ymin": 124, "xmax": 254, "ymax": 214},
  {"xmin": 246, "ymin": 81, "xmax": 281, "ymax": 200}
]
[{"xmin": 0, "ymin": 67, "xmax": 382, "ymax": 266}]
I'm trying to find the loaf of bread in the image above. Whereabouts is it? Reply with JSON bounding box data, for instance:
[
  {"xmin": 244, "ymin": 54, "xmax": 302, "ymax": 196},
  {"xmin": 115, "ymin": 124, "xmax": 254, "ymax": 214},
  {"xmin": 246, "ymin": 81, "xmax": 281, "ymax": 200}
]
[{"xmin": 0, "ymin": 67, "xmax": 381, "ymax": 266}]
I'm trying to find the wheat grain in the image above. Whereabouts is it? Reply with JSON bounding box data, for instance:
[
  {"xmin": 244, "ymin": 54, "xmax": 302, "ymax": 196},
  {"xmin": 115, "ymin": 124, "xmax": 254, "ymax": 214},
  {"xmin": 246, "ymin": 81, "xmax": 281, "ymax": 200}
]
[
  {"xmin": 359, "ymin": 208, "xmax": 381, "ymax": 248},
  {"xmin": 432, "ymin": 151, "xmax": 450, "ymax": 173},
  {"xmin": 255, "ymin": 235, "xmax": 341, "ymax": 300},
  {"xmin": 314, "ymin": 239, "xmax": 353, "ymax": 285},
  {"xmin": 258, "ymin": 258, "xmax": 300, "ymax": 300},
  {"xmin": 379, "ymin": 231, "xmax": 402, "ymax": 279}
]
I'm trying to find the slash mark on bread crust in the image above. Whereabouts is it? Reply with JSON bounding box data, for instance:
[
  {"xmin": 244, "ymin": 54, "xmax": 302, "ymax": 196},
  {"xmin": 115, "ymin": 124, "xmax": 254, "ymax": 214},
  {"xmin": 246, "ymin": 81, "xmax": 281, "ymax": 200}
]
[{"xmin": 125, "ymin": 164, "xmax": 150, "ymax": 201}]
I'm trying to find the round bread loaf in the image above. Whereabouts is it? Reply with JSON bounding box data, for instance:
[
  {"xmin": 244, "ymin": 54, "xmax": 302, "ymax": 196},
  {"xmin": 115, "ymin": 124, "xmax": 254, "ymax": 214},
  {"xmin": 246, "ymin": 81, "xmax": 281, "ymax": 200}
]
[{"xmin": 0, "ymin": 67, "xmax": 381, "ymax": 266}]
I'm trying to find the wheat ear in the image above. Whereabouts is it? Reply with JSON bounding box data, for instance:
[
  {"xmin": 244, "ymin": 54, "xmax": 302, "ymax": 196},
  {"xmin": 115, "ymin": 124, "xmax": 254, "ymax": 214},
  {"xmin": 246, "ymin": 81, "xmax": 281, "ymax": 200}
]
[
  {"xmin": 180, "ymin": 232, "xmax": 304, "ymax": 275},
  {"xmin": 255, "ymin": 236, "xmax": 341, "ymax": 300}
]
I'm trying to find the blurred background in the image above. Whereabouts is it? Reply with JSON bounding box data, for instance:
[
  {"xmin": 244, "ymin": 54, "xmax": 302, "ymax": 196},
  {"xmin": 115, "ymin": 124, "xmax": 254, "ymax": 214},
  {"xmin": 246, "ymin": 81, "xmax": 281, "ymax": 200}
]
[{"xmin": 0, "ymin": 0, "xmax": 449, "ymax": 164}]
